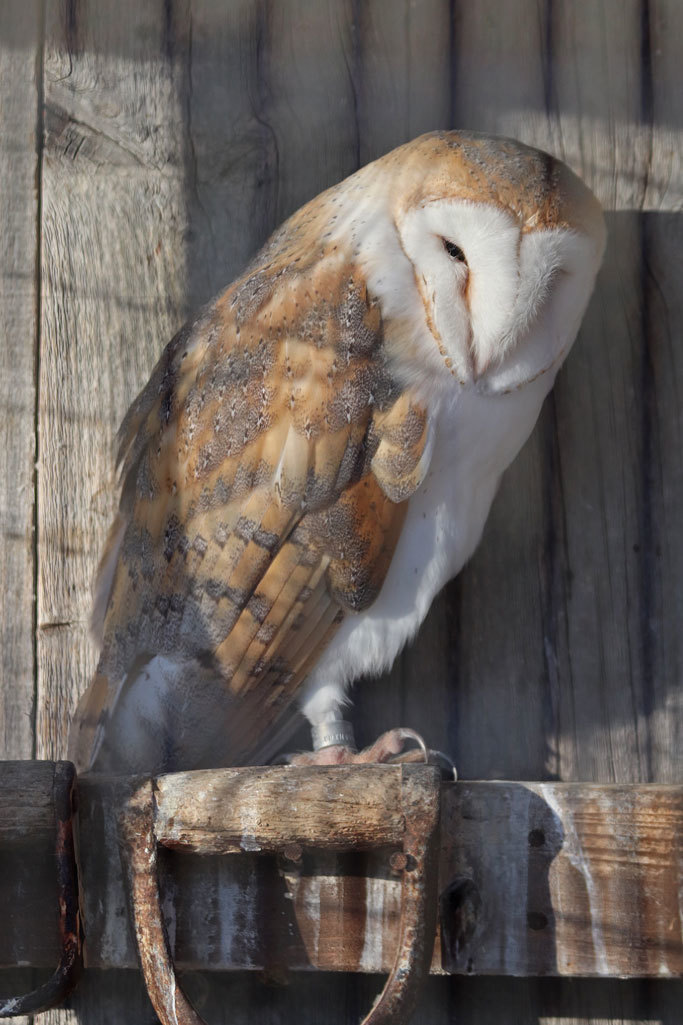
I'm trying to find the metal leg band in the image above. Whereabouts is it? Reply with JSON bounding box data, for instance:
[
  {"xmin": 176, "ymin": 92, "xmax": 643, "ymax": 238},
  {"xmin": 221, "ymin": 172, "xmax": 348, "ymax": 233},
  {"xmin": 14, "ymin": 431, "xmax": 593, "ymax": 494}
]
[{"xmin": 311, "ymin": 719, "xmax": 356, "ymax": 751}]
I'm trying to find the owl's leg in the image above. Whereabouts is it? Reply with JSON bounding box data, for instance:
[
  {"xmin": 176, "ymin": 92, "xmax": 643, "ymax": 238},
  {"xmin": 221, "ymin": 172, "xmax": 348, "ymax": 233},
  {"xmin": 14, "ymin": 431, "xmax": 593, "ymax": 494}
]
[
  {"xmin": 292, "ymin": 674, "xmax": 455, "ymax": 774},
  {"xmin": 293, "ymin": 685, "xmax": 440, "ymax": 766},
  {"xmin": 289, "ymin": 725, "xmax": 430, "ymax": 766}
]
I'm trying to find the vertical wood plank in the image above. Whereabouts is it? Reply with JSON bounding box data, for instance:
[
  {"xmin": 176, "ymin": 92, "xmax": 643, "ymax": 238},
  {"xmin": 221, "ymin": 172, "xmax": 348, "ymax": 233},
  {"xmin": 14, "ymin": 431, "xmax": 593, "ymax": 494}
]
[
  {"xmin": 631, "ymin": 0, "xmax": 683, "ymax": 783},
  {"xmin": 184, "ymin": 0, "xmax": 362, "ymax": 316},
  {"xmin": 37, "ymin": 0, "xmax": 190, "ymax": 762},
  {"xmin": 37, "ymin": 1, "xmax": 192, "ymax": 1021},
  {"xmin": 0, "ymin": 7, "xmax": 41, "ymax": 1025},
  {"xmin": 259, "ymin": 0, "xmax": 360, "ymax": 217},
  {"xmin": 0, "ymin": 0, "xmax": 41, "ymax": 766},
  {"xmin": 175, "ymin": 0, "xmax": 285, "ymax": 309},
  {"xmin": 0, "ymin": 7, "xmax": 44, "ymax": 999},
  {"xmin": 340, "ymin": 0, "xmax": 452, "ymax": 165}
]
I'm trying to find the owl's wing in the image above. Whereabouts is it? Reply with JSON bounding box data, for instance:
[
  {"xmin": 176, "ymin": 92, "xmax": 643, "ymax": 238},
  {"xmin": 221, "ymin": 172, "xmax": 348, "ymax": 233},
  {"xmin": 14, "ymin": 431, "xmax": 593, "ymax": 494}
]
[{"xmin": 70, "ymin": 272, "xmax": 434, "ymax": 773}]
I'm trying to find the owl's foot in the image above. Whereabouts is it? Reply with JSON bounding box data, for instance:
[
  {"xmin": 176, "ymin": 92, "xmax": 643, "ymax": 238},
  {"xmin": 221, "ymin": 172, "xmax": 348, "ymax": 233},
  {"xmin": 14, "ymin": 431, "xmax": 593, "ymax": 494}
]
[{"xmin": 285, "ymin": 726, "xmax": 456, "ymax": 778}]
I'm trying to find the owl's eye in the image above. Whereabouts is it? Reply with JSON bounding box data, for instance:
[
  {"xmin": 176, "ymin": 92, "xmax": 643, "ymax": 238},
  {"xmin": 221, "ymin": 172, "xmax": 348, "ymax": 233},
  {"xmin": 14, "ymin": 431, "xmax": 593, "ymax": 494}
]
[{"xmin": 442, "ymin": 238, "xmax": 467, "ymax": 264}]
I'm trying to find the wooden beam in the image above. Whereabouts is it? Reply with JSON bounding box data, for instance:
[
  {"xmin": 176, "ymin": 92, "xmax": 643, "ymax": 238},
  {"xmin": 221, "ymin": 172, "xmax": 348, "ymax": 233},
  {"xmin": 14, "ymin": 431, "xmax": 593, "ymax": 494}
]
[{"xmin": 0, "ymin": 764, "xmax": 680, "ymax": 979}]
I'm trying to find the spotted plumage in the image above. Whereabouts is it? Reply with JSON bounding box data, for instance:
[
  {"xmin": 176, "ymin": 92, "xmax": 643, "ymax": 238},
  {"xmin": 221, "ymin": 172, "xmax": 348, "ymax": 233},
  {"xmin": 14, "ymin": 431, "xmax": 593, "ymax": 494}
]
[{"xmin": 70, "ymin": 131, "xmax": 605, "ymax": 774}]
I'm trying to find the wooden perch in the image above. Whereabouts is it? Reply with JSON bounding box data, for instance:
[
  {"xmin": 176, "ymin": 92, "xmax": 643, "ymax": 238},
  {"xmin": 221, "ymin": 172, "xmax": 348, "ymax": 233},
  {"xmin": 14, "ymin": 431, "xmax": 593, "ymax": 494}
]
[{"xmin": 0, "ymin": 761, "xmax": 681, "ymax": 981}]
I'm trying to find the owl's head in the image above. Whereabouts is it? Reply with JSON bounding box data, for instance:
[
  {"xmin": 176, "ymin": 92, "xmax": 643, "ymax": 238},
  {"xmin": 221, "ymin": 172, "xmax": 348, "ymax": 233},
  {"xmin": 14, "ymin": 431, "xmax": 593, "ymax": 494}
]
[{"xmin": 344, "ymin": 131, "xmax": 606, "ymax": 397}]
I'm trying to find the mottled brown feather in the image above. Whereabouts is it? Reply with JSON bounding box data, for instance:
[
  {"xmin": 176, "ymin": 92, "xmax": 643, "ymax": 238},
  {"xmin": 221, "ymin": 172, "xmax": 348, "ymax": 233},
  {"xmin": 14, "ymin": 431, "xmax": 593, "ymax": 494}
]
[{"xmin": 71, "ymin": 254, "xmax": 432, "ymax": 771}]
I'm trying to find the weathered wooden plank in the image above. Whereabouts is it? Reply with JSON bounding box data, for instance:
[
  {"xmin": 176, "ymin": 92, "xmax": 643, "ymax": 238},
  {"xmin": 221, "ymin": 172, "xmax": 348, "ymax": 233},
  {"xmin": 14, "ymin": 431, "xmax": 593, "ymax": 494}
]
[
  {"xmin": 167, "ymin": 0, "xmax": 281, "ymax": 311},
  {"xmin": 35, "ymin": 3, "xmax": 195, "ymax": 1022},
  {"xmin": 183, "ymin": 0, "xmax": 366, "ymax": 310},
  {"xmin": 636, "ymin": 0, "xmax": 683, "ymax": 785},
  {"xmin": 0, "ymin": 762, "xmax": 60, "ymax": 999},
  {"xmin": 441, "ymin": 782, "xmax": 683, "ymax": 978},
  {"xmin": 0, "ymin": 0, "xmax": 41, "ymax": 764},
  {"xmin": 154, "ymin": 764, "xmax": 411, "ymax": 851},
  {"xmin": 36, "ymin": 0, "xmax": 191, "ymax": 763},
  {"xmin": 0, "ymin": 759, "xmax": 56, "ymax": 840},
  {"xmin": 0, "ymin": 8, "xmax": 42, "ymax": 1022},
  {"xmin": 2, "ymin": 770, "xmax": 680, "ymax": 980}
]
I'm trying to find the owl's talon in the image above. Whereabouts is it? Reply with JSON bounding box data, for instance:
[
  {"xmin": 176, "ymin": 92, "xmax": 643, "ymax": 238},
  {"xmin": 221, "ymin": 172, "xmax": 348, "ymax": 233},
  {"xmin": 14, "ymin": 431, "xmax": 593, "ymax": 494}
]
[
  {"xmin": 279, "ymin": 727, "xmax": 456, "ymax": 778},
  {"xmin": 386, "ymin": 727, "xmax": 429, "ymax": 762},
  {"xmin": 385, "ymin": 733, "xmax": 457, "ymax": 780}
]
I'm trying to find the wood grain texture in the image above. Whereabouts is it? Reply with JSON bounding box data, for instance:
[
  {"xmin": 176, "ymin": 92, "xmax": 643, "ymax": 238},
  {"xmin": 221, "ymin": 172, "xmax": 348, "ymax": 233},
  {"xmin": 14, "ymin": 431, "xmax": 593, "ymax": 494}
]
[
  {"xmin": 0, "ymin": 0, "xmax": 679, "ymax": 1021},
  {"xmin": 154, "ymin": 764, "xmax": 411, "ymax": 851},
  {"xmin": 0, "ymin": 759, "xmax": 56, "ymax": 840},
  {"xmin": 0, "ymin": 12, "xmax": 41, "ymax": 1018},
  {"xmin": 36, "ymin": 0, "xmax": 191, "ymax": 764},
  {"xmin": 0, "ymin": 0, "xmax": 41, "ymax": 766},
  {"xmin": 0, "ymin": 762, "xmax": 60, "ymax": 1008},
  {"xmin": 34, "ymin": 2, "xmax": 193, "ymax": 1021}
]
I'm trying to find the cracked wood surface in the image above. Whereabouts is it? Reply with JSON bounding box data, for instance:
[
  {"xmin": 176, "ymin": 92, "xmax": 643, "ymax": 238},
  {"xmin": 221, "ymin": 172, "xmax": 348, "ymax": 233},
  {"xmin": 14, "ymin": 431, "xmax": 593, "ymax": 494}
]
[{"xmin": 0, "ymin": 0, "xmax": 682, "ymax": 1022}]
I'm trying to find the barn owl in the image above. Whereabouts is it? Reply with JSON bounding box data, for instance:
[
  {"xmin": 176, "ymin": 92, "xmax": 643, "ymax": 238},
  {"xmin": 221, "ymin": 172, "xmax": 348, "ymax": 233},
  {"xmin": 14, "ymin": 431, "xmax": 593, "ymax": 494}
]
[{"xmin": 69, "ymin": 131, "xmax": 605, "ymax": 775}]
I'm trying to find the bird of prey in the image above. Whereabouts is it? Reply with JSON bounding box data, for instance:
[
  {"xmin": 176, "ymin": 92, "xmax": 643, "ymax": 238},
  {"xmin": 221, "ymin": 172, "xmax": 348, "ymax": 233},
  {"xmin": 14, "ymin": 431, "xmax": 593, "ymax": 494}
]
[{"xmin": 69, "ymin": 131, "xmax": 605, "ymax": 775}]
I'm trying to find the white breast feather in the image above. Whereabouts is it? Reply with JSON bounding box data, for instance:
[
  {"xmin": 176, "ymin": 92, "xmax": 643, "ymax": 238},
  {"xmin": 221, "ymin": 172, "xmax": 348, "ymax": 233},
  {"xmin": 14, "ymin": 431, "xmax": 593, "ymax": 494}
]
[{"xmin": 300, "ymin": 373, "xmax": 553, "ymax": 725}]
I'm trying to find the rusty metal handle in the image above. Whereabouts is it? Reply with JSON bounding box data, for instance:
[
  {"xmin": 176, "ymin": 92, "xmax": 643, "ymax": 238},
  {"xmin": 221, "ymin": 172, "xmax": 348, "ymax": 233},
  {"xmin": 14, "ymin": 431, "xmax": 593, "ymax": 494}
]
[
  {"xmin": 362, "ymin": 770, "xmax": 441, "ymax": 1024},
  {"xmin": 0, "ymin": 761, "xmax": 82, "ymax": 1018},
  {"xmin": 120, "ymin": 778, "xmax": 202, "ymax": 1025},
  {"xmin": 119, "ymin": 765, "xmax": 441, "ymax": 1025}
]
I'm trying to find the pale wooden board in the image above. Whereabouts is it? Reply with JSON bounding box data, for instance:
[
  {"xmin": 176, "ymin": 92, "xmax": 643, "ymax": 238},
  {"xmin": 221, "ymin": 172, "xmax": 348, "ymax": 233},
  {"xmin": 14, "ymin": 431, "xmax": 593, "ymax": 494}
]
[
  {"xmin": 0, "ymin": 0, "xmax": 40, "ymax": 765},
  {"xmin": 35, "ymin": 2, "xmax": 193, "ymax": 1021},
  {"xmin": 0, "ymin": 8, "xmax": 41, "ymax": 1020},
  {"xmin": 0, "ymin": 0, "xmax": 676, "ymax": 1021},
  {"xmin": 36, "ymin": 0, "xmax": 191, "ymax": 761}
]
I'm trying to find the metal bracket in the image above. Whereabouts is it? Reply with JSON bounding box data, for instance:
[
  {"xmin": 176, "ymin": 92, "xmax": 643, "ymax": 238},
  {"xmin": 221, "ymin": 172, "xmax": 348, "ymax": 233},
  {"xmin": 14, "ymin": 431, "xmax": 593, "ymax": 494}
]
[
  {"xmin": 0, "ymin": 761, "xmax": 82, "ymax": 1018},
  {"xmin": 119, "ymin": 764, "xmax": 441, "ymax": 1025}
]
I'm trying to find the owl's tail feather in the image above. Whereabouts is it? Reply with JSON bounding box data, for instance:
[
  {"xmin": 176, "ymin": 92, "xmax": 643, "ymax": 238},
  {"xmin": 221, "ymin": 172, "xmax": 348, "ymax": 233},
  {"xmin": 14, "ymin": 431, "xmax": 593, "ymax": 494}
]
[
  {"xmin": 68, "ymin": 652, "xmax": 301, "ymax": 776},
  {"xmin": 68, "ymin": 671, "xmax": 120, "ymax": 774}
]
